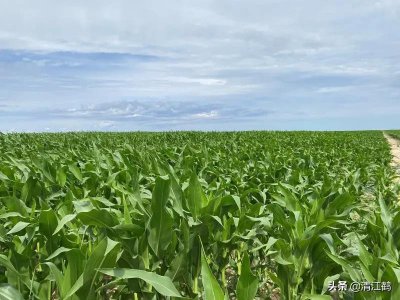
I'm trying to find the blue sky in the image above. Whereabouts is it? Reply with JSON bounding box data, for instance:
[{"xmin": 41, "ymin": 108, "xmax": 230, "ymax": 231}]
[{"xmin": 0, "ymin": 0, "xmax": 399, "ymax": 132}]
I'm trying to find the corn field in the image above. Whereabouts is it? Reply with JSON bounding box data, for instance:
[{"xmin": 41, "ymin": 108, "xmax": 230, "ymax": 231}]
[
  {"xmin": 387, "ymin": 131, "xmax": 400, "ymax": 141},
  {"xmin": 0, "ymin": 131, "xmax": 399, "ymax": 300}
]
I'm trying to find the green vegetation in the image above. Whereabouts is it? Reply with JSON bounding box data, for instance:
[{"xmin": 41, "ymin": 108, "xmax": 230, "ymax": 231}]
[
  {"xmin": 387, "ymin": 131, "xmax": 400, "ymax": 141},
  {"xmin": 0, "ymin": 131, "xmax": 399, "ymax": 299}
]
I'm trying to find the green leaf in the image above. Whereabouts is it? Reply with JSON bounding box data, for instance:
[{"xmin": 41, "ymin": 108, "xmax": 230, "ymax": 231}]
[
  {"xmin": 111, "ymin": 224, "xmax": 144, "ymax": 237},
  {"xmin": 325, "ymin": 192, "xmax": 354, "ymax": 216},
  {"xmin": 68, "ymin": 164, "xmax": 83, "ymax": 182},
  {"xmin": 186, "ymin": 172, "xmax": 207, "ymax": 219},
  {"xmin": 43, "ymin": 262, "xmax": 64, "ymax": 295},
  {"xmin": 325, "ymin": 251, "xmax": 361, "ymax": 282},
  {"xmin": 21, "ymin": 176, "xmax": 35, "ymax": 202},
  {"xmin": 7, "ymin": 221, "xmax": 30, "ymax": 235},
  {"xmin": 65, "ymin": 274, "xmax": 83, "ymax": 300},
  {"xmin": 62, "ymin": 250, "xmax": 85, "ymax": 299},
  {"xmin": 320, "ymin": 233, "xmax": 336, "ymax": 255},
  {"xmin": 236, "ymin": 252, "xmax": 258, "ymax": 300},
  {"xmin": 76, "ymin": 209, "xmax": 117, "ymax": 228},
  {"xmin": 1, "ymin": 197, "xmax": 28, "ymax": 217},
  {"xmin": 53, "ymin": 214, "xmax": 77, "ymax": 235},
  {"xmin": 98, "ymin": 268, "xmax": 182, "ymax": 297},
  {"xmin": 56, "ymin": 168, "xmax": 67, "ymax": 187},
  {"xmin": 0, "ymin": 283, "xmax": 24, "ymax": 300},
  {"xmin": 148, "ymin": 176, "xmax": 173, "ymax": 257},
  {"xmin": 0, "ymin": 255, "xmax": 20, "ymax": 276},
  {"xmin": 271, "ymin": 183, "xmax": 298, "ymax": 212},
  {"xmin": 0, "ymin": 212, "xmax": 25, "ymax": 219},
  {"xmin": 200, "ymin": 240, "xmax": 225, "ymax": 300},
  {"xmin": 65, "ymin": 238, "xmax": 120, "ymax": 299},
  {"xmin": 321, "ymin": 274, "xmax": 340, "ymax": 295},
  {"xmin": 46, "ymin": 247, "xmax": 72, "ymax": 261},
  {"xmin": 84, "ymin": 238, "xmax": 120, "ymax": 287},
  {"xmin": 378, "ymin": 193, "xmax": 392, "ymax": 229},
  {"xmin": 167, "ymin": 165, "xmax": 185, "ymax": 217},
  {"xmin": 267, "ymin": 203, "xmax": 292, "ymax": 232},
  {"xmin": 379, "ymin": 253, "xmax": 398, "ymax": 265},
  {"xmin": 301, "ymin": 295, "xmax": 332, "ymax": 300},
  {"xmin": 0, "ymin": 171, "xmax": 9, "ymax": 181},
  {"xmin": 39, "ymin": 209, "xmax": 58, "ymax": 237},
  {"xmin": 0, "ymin": 255, "xmax": 31, "ymax": 290},
  {"xmin": 251, "ymin": 236, "xmax": 277, "ymax": 252},
  {"xmin": 165, "ymin": 253, "xmax": 187, "ymax": 281}
]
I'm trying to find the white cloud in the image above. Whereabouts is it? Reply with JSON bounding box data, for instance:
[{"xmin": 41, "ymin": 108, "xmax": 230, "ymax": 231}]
[
  {"xmin": 316, "ymin": 86, "xmax": 354, "ymax": 94},
  {"xmin": 0, "ymin": 0, "xmax": 399, "ymax": 131},
  {"xmin": 192, "ymin": 110, "xmax": 219, "ymax": 119},
  {"xmin": 164, "ymin": 77, "xmax": 227, "ymax": 86},
  {"xmin": 98, "ymin": 121, "xmax": 116, "ymax": 128},
  {"xmin": 0, "ymin": 0, "xmax": 393, "ymax": 56},
  {"xmin": 54, "ymin": 100, "xmax": 268, "ymax": 122}
]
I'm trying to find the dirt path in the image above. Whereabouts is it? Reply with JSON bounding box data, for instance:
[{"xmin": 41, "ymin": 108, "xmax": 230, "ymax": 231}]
[{"xmin": 383, "ymin": 132, "xmax": 400, "ymax": 183}]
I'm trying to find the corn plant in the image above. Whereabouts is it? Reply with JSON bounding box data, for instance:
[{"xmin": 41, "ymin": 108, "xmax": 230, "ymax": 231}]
[{"xmin": 0, "ymin": 131, "xmax": 398, "ymax": 299}]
